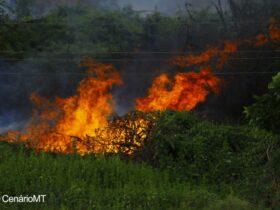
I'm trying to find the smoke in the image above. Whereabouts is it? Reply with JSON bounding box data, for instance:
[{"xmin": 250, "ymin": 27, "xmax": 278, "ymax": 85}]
[
  {"xmin": 0, "ymin": 61, "xmax": 30, "ymax": 132},
  {"xmin": 0, "ymin": 116, "xmax": 23, "ymax": 133},
  {"xmin": 0, "ymin": 59, "xmax": 83, "ymax": 132}
]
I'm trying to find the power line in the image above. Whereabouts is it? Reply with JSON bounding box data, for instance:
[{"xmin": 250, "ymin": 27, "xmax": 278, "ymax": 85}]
[
  {"xmin": 215, "ymin": 71, "xmax": 279, "ymax": 75},
  {"xmin": 0, "ymin": 71, "xmax": 278, "ymax": 76},
  {"xmin": 0, "ymin": 57, "xmax": 279, "ymax": 62},
  {"xmin": 0, "ymin": 50, "xmax": 280, "ymax": 54},
  {"xmin": 0, "ymin": 20, "xmax": 274, "ymax": 26}
]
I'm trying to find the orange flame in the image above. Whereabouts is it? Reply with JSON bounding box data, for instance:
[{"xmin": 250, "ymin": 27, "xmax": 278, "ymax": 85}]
[
  {"xmin": 1, "ymin": 19, "xmax": 279, "ymax": 155},
  {"xmin": 171, "ymin": 41, "xmax": 238, "ymax": 69},
  {"xmin": 135, "ymin": 19, "xmax": 280, "ymax": 113},
  {"xmin": 19, "ymin": 58, "xmax": 123, "ymax": 154},
  {"xmin": 135, "ymin": 67, "xmax": 221, "ymax": 112},
  {"xmin": 0, "ymin": 59, "xmax": 155, "ymax": 155},
  {"xmin": 171, "ymin": 47, "xmax": 219, "ymax": 67},
  {"xmin": 252, "ymin": 18, "xmax": 280, "ymax": 46}
]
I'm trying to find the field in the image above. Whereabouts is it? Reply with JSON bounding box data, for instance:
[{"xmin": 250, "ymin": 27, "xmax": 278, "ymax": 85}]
[{"xmin": 0, "ymin": 141, "xmax": 258, "ymax": 210}]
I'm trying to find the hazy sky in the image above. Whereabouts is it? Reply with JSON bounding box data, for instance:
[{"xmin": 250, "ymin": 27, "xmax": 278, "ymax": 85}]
[
  {"xmin": 119, "ymin": 0, "xmax": 229, "ymax": 14},
  {"xmin": 6, "ymin": 0, "xmax": 229, "ymax": 16},
  {"xmin": 119, "ymin": 0, "xmax": 159, "ymax": 11}
]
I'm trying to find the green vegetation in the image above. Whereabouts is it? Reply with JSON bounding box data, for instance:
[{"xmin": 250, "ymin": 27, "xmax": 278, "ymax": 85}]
[
  {"xmin": 0, "ymin": 141, "xmax": 254, "ymax": 210},
  {"xmin": 142, "ymin": 111, "xmax": 280, "ymax": 207},
  {"xmin": 245, "ymin": 72, "xmax": 280, "ymax": 134},
  {"xmin": 0, "ymin": 108, "xmax": 279, "ymax": 209},
  {"xmin": 0, "ymin": 7, "xmax": 185, "ymax": 59}
]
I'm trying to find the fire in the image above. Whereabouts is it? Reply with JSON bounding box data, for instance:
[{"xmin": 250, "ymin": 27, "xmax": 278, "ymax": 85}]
[
  {"xmin": 135, "ymin": 19, "xmax": 280, "ymax": 113},
  {"xmin": 171, "ymin": 47, "xmax": 219, "ymax": 67},
  {"xmin": 1, "ymin": 19, "xmax": 279, "ymax": 155},
  {"xmin": 251, "ymin": 18, "xmax": 280, "ymax": 46},
  {"xmin": 171, "ymin": 41, "xmax": 238, "ymax": 69},
  {"xmin": 3, "ymin": 58, "xmax": 123, "ymax": 154},
  {"xmin": 53, "ymin": 59, "xmax": 122, "ymax": 137},
  {"xmin": 171, "ymin": 19, "xmax": 280, "ymax": 68},
  {"xmin": 136, "ymin": 40, "xmax": 235, "ymax": 113},
  {"xmin": 0, "ymin": 59, "xmax": 156, "ymax": 155},
  {"xmin": 135, "ymin": 67, "xmax": 221, "ymax": 112}
]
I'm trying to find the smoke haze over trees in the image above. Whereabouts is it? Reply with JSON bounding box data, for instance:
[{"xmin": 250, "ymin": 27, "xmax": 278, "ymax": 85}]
[{"xmin": 0, "ymin": 0, "xmax": 279, "ymax": 126}]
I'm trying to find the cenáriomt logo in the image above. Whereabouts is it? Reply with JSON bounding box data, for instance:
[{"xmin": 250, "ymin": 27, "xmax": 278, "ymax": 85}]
[{"xmin": 0, "ymin": 195, "xmax": 46, "ymax": 203}]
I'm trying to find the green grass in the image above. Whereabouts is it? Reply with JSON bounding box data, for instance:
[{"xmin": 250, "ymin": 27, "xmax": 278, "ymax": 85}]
[{"xmin": 0, "ymin": 141, "xmax": 256, "ymax": 210}]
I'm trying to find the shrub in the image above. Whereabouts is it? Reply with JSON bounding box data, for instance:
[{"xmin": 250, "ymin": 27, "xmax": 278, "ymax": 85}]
[
  {"xmin": 140, "ymin": 110, "xmax": 278, "ymax": 204},
  {"xmin": 245, "ymin": 72, "xmax": 280, "ymax": 134}
]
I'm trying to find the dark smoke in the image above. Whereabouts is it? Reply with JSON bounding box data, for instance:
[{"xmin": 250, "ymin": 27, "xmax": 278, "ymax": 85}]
[{"xmin": 0, "ymin": 59, "xmax": 84, "ymax": 132}]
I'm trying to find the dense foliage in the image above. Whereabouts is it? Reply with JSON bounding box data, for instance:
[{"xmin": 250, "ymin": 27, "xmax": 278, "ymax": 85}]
[
  {"xmin": 245, "ymin": 72, "xmax": 280, "ymax": 134},
  {"xmin": 136, "ymin": 111, "xmax": 279, "ymax": 208}
]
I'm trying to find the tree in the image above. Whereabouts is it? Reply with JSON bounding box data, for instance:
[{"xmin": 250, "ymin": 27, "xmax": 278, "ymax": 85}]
[
  {"xmin": 15, "ymin": 0, "xmax": 35, "ymax": 19},
  {"xmin": 0, "ymin": 0, "xmax": 12, "ymax": 16},
  {"xmin": 228, "ymin": 0, "xmax": 278, "ymax": 37}
]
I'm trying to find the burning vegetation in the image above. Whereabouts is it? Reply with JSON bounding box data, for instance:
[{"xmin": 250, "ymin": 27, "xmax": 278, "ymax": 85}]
[
  {"xmin": 0, "ymin": 59, "xmax": 157, "ymax": 155},
  {"xmin": 0, "ymin": 56, "xmax": 222, "ymax": 155},
  {"xmin": 1, "ymin": 19, "xmax": 280, "ymax": 155},
  {"xmin": 135, "ymin": 67, "xmax": 221, "ymax": 112}
]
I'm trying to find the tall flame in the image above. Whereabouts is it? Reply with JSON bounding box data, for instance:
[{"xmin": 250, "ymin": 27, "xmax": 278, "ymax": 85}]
[{"xmin": 21, "ymin": 58, "xmax": 123, "ymax": 154}]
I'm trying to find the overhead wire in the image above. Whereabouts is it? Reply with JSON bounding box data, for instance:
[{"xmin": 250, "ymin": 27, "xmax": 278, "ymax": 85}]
[
  {"xmin": 0, "ymin": 20, "xmax": 273, "ymax": 25},
  {"xmin": 0, "ymin": 57, "xmax": 279, "ymax": 62},
  {"xmin": 0, "ymin": 50, "xmax": 280, "ymax": 54},
  {"xmin": 0, "ymin": 71, "xmax": 278, "ymax": 76}
]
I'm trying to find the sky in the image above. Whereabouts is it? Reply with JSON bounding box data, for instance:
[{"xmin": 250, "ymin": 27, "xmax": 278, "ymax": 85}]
[
  {"xmin": 118, "ymin": 0, "xmax": 229, "ymax": 14},
  {"xmin": 4, "ymin": 0, "xmax": 229, "ymax": 17}
]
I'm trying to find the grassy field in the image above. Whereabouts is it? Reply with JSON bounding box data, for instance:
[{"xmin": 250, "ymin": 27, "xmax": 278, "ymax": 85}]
[{"xmin": 0, "ymin": 141, "xmax": 257, "ymax": 210}]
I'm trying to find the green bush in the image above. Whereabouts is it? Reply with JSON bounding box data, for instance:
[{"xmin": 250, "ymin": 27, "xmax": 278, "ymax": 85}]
[
  {"xmin": 245, "ymin": 72, "xmax": 280, "ymax": 134},
  {"xmin": 140, "ymin": 111, "xmax": 278, "ymax": 204}
]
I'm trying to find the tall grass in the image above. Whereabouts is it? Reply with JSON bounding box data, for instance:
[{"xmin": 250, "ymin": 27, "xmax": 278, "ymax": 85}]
[{"xmin": 0, "ymin": 141, "xmax": 255, "ymax": 210}]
